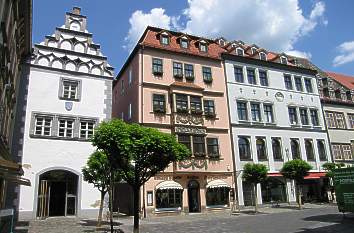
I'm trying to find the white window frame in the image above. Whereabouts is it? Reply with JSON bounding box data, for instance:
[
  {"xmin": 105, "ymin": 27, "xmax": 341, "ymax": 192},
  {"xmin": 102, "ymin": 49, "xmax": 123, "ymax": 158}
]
[
  {"xmin": 59, "ymin": 78, "xmax": 81, "ymax": 101},
  {"xmin": 236, "ymin": 48, "xmax": 244, "ymax": 56},
  {"xmin": 259, "ymin": 52, "xmax": 267, "ymax": 61},
  {"xmin": 34, "ymin": 116, "xmax": 53, "ymax": 136},
  {"xmin": 280, "ymin": 56, "xmax": 287, "ymax": 64},
  {"xmin": 58, "ymin": 118, "xmax": 74, "ymax": 138},
  {"xmin": 80, "ymin": 120, "xmax": 95, "ymax": 139}
]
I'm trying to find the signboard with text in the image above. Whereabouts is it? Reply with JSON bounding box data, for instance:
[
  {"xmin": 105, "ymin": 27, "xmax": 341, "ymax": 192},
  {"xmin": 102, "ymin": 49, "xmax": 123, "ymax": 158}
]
[{"xmin": 334, "ymin": 167, "xmax": 354, "ymax": 213}]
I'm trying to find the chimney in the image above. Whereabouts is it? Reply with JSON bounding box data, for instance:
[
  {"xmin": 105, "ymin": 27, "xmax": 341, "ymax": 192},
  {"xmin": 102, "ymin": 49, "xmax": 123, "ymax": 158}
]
[{"xmin": 72, "ymin": 7, "xmax": 81, "ymax": 15}]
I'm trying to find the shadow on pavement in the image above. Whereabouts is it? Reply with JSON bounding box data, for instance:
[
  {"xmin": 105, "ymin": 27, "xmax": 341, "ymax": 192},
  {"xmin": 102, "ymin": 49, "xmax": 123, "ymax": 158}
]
[
  {"xmin": 296, "ymin": 213, "xmax": 354, "ymax": 233},
  {"xmin": 15, "ymin": 221, "xmax": 30, "ymax": 233},
  {"xmin": 79, "ymin": 219, "xmax": 125, "ymax": 233}
]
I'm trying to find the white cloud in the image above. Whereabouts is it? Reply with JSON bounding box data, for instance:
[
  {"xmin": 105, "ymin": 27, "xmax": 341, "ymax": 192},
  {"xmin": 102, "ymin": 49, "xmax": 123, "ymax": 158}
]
[
  {"xmin": 124, "ymin": 0, "xmax": 327, "ymax": 54},
  {"xmin": 333, "ymin": 41, "xmax": 354, "ymax": 66},
  {"xmin": 124, "ymin": 8, "xmax": 172, "ymax": 51},
  {"xmin": 286, "ymin": 50, "xmax": 312, "ymax": 59}
]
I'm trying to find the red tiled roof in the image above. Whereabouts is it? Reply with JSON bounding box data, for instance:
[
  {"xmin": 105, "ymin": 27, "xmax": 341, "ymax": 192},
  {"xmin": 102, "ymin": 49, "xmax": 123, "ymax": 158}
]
[
  {"xmin": 141, "ymin": 28, "xmax": 226, "ymax": 60},
  {"xmin": 326, "ymin": 71, "xmax": 354, "ymax": 90}
]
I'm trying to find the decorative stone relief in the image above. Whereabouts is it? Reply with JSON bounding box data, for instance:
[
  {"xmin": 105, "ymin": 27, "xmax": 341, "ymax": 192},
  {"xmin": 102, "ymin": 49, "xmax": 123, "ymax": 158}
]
[
  {"xmin": 175, "ymin": 113, "xmax": 204, "ymax": 125},
  {"xmin": 175, "ymin": 126, "xmax": 206, "ymax": 135},
  {"xmin": 178, "ymin": 158, "xmax": 207, "ymax": 170}
]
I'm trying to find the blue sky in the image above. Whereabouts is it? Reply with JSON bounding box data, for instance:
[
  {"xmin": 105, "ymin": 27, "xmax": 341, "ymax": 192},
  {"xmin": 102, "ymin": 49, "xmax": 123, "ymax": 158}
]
[{"xmin": 33, "ymin": 0, "xmax": 354, "ymax": 76}]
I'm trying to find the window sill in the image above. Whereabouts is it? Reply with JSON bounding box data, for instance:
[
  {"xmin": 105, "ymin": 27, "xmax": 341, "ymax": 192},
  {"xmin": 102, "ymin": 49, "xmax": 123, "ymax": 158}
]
[
  {"xmin": 206, "ymin": 205, "xmax": 228, "ymax": 209},
  {"xmin": 59, "ymin": 97, "xmax": 80, "ymax": 102},
  {"xmin": 290, "ymin": 124, "xmax": 301, "ymax": 128},
  {"xmin": 240, "ymin": 159, "xmax": 253, "ymax": 162},
  {"xmin": 30, "ymin": 134, "xmax": 90, "ymax": 142},
  {"xmin": 265, "ymin": 122, "xmax": 276, "ymax": 126},
  {"xmin": 155, "ymin": 207, "xmax": 182, "ymax": 213},
  {"xmin": 273, "ymin": 159, "xmax": 284, "ymax": 162},
  {"xmin": 238, "ymin": 120, "xmax": 251, "ymax": 124}
]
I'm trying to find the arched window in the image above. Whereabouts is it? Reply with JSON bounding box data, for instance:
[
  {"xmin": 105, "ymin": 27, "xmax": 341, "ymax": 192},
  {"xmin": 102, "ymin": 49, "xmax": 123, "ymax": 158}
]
[
  {"xmin": 272, "ymin": 138, "xmax": 282, "ymax": 160},
  {"xmin": 305, "ymin": 140, "xmax": 315, "ymax": 161},
  {"xmin": 256, "ymin": 138, "xmax": 267, "ymax": 160},
  {"xmin": 291, "ymin": 139, "xmax": 300, "ymax": 159},
  {"xmin": 317, "ymin": 140, "xmax": 327, "ymax": 161},
  {"xmin": 239, "ymin": 137, "xmax": 251, "ymax": 160}
]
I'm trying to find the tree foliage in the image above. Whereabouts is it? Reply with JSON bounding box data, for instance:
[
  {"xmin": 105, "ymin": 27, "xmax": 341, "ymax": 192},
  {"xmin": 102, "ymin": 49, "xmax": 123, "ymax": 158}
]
[
  {"xmin": 322, "ymin": 162, "xmax": 345, "ymax": 178},
  {"xmin": 280, "ymin": 159, "xmax": 312, "ymax": 182},
  {"xmin": 82, "ymin": 151, "xmax": 121, "ymax": 227},
  {"xmin": 242, "ymin": 163, "xmax": 268, "ymax": 184},
  {"xmin": 91, "ymin": 119, "xmax": 190, "ymax": 232}
]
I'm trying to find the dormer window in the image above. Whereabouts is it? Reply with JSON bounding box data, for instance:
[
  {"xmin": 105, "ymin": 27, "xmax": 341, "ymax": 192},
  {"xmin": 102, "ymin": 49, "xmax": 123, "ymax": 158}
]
[
  {"xmin": 251, "ymin": 47, "xmax": 257, "ymax": 55},
  {"xmin": 280, "ymin": 56, "xmax": 287, "ymax": 64},
  {"xmin": 346, "ymin": 91, "xmax": 352, "ymax": 101},
  {"xmin": 199, "ymin": 41, "xmax": 208, "ymax": 52},
  {"xmin": 236, "ymin": 48, "xmax": 244, "ymax": 56},
  {"xmin": 259, "ymin": 52, "xmax": 267, "ymax": 61},
  {"xmin": 160, "ymin": 33, "xmax": 170, "ymax": 45},
  {"xmin": 180, "ymin": 39, "xmax": 189, "ymax": 49}
]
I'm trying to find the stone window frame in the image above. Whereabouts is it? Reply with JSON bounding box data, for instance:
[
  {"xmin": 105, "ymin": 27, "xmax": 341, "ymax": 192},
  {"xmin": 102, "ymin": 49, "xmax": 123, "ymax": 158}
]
[
  {"xmin": 30, "ymin": 111, "xmax": 98, "ymax": 141},
  {"xmin": 58, "ymin": 77, "xmax": 82, "ymax": 102}
]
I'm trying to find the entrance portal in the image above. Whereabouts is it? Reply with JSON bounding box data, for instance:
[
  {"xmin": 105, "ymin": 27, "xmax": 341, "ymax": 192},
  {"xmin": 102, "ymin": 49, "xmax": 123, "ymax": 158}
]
[
  {"xmin": 188, "ymin": 180, "xmax": 200, "ymax": 213},
  {"xmin": 37, "ymin": 170, "xmax": 78, "ymax": 218}
]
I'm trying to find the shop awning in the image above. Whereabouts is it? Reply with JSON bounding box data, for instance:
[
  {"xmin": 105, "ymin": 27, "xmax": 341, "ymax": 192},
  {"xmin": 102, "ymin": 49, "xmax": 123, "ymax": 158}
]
[
  {"xmin": 206, "ymin": 180, "xmax": 230, "ymax": 189},
  {"xmin": 156, "ymin": 181, "xmax": 183, "ymax": 190},
  {"xmin": 304, "ymin": 172, "xmax": 327, "ymax": 180},
  {"xmin": 268, "ymin": 173, "xmax": 282, "ymax": 177}
]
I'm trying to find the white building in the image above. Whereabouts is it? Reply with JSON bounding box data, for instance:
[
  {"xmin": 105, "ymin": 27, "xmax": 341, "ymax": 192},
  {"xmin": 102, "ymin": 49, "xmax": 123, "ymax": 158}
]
[
  {"xmin": 222, "ymin": 43, "xmax": 332, "ymax": 206},
  {"xmin": 15, "ymin": 7, "xmax": 114, "ymax": 219}
]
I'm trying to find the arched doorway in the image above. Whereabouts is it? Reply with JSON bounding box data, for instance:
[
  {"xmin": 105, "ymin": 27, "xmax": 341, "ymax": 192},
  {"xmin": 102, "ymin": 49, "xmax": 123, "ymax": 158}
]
[
  {"xmin": 188, "ymin": 180, "xmax": 200, "ymax": 213},
  {"xmin": 37, "ymin": 170, "xmax": 78, "ymax": 218}
]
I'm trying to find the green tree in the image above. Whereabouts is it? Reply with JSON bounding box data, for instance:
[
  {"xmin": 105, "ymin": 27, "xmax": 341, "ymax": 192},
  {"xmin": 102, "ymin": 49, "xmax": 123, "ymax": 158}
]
[
  {"xmin": 92, "ymin": 119, "xmax": 190, "ymax": 233},
  {"xmin": 82, "ymin": 151, "xmax": 121, "ymax": 227},
  {"xmin": 280, "ymin": 159, "xmax": 312, "ymax": 209},
  {"xmin": 242, "ymin": 163, "xmax": 268, "ymax": 213},
  {"xmin": 322, "ymin": 162, "xmax": 345, "ymax": 202}
]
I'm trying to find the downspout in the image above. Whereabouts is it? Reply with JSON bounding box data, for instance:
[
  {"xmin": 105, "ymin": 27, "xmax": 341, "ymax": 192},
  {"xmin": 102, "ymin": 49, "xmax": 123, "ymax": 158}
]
[
  {"xmin": 320, "ymin": 99, "xmax": 334, "ymax": 164},
  {"xmin": 222, "ymin": 59, "xmax": 240, "ymax": 213}
]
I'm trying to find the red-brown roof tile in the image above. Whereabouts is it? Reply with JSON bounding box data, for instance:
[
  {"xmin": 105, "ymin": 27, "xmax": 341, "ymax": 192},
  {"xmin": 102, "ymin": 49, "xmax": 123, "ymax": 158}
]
[
  {"xmin": 326, "ymin": 71, "xmax": 354, "ymax": 90},
  {"xmin": 141, "ymin": 29, "xmax": 226, "ymax": 60}
]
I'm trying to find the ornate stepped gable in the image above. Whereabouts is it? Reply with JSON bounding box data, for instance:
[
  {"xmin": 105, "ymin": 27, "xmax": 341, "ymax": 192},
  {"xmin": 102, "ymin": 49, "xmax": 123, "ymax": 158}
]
[{"xmin": 31, "ymin": 7, "xmax": 114, "ymax": 77}]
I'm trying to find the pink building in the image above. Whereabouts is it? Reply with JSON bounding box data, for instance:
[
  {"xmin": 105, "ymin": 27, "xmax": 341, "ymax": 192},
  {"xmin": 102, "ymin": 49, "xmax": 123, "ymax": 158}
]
[{"xmin": 112, "ymin": 27, "xmax": 235, "ymax": 215}]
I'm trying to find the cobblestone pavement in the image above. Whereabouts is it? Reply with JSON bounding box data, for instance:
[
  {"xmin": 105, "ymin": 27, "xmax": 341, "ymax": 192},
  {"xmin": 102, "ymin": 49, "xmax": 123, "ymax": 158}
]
[{"xmin": 15, "ymin": 204, "xmax": 354, "ymax": 233}]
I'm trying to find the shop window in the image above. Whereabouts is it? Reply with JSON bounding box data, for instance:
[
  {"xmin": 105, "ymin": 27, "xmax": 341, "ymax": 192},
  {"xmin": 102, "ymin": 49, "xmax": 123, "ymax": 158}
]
[
  {"xmin": 206, "ymin": 187, "xmax": 229, "ymax": 206},
  {"xmin": 261, "ymin": 178, "xmax": 287, "ymax": 203},
  {"xmin": 156, "ymin": 189, "xmax": 182, "ymax": 209}
]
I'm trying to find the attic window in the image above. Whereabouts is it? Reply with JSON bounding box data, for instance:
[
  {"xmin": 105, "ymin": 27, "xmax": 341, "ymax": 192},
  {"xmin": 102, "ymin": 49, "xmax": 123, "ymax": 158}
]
[
  {"xmin": 280, "ymin": 56, "xmax": 287, "ymax": 64},
  {"xmin": 251, "ymin": 47, "xmax": 257, "ymax": 55},
  {"xmin": 346, "ymin": 91, "xmax": 352, "ymax": 101},
  {"xmin": 259, "ymin": 52, "xmax": 267, "ymax": 61},
  {"xmin": 160, "ymin": 34, "xmax": 170, "ymax": 45},
  {"xmin": 199, "ymin": 41, "xmax": 208, "ymax": 52},
  {"xmin": 236, "ymin": 48, "xmax": 244, "ymax": 56},
  {"xmin": 219, "ymin": 39, "xmax": 225, "ymax": 46},
  {"xmin": 180, "ymin": 38, "xmax": 189, "ymax": 49}
]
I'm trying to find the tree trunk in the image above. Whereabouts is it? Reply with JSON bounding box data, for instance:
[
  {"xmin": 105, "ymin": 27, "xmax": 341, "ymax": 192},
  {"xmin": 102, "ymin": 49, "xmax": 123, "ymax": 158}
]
[
  {"xmin": 97, "ymin": 191, "xmax": 106, "ymax": 227},
  {"xmin": 109, "ymin": 186, "xmax": 114, "ymax": 233},
  {"xmin": 133, "ymin": 186, "xmax": 140, "ymax": 233},
  {"xmin": 297, "ymin": 184, "xmax": 302, "ymax": 210},
  {"xmin": 254, "ymin": 183, "xmax": 258, "ymax": 213}
]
